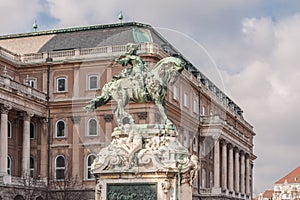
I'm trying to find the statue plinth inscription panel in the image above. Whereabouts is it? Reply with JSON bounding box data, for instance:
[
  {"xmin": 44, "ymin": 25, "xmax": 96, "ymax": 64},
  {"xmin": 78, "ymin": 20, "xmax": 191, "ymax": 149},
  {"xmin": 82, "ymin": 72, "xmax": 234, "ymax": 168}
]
[{"xmin": 107, "ymin": 183, "xmax": 157, "ymax": 200}]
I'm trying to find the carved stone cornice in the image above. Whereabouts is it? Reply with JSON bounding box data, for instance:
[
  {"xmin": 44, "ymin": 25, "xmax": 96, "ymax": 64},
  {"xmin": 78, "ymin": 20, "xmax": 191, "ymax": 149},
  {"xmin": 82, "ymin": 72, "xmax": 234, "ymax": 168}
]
[
  {"xmin": 0, "ymin": 104, "xmax": 12, "ymax": 114},
  {"xmin": 71, "ymin": 116, "xmax": 81, "ymax": 124}
]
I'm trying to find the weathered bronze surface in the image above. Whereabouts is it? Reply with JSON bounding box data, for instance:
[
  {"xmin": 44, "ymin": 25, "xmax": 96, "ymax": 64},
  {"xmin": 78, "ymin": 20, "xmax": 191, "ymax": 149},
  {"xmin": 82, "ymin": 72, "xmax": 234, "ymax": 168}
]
[{"xmin": 107, "ymin": 183, "xmax": 157, "ymax": 200}]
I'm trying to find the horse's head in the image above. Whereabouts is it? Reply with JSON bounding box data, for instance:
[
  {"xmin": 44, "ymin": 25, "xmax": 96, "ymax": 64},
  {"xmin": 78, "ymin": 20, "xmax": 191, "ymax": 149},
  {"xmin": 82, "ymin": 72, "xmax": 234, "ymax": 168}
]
[{"xmin": 152, "ymin": 57, "xmax": 185, "ymax": 86}]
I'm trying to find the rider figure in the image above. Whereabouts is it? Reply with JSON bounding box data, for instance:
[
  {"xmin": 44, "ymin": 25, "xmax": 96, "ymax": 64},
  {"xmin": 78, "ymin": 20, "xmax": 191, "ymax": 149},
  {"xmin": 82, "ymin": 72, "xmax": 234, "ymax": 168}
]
[{"xmin": 114, "ymin": 43, "xmax": 146, "ymax": 85}]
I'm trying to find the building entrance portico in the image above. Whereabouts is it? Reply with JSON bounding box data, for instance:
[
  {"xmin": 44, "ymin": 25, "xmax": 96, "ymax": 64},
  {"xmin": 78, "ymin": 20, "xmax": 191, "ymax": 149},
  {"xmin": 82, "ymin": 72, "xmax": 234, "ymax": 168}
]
[{"xmin": 0, "ymin": 74, "xmax": 47, "ymax": 184}]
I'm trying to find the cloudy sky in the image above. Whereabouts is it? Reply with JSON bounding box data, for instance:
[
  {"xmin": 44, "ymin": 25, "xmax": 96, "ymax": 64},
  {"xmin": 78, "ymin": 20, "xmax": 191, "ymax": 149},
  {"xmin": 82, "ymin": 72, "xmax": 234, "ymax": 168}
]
[{"xmin": 2, "ymin": 0, "xmax": 300, "ymax": 195}]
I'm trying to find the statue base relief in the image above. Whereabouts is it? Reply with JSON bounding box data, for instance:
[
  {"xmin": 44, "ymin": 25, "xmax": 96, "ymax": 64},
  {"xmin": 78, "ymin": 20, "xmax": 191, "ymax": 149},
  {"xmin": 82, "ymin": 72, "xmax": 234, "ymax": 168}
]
[{"xmin": 91, "ymin": 124, "xmax": 198, "ymax": 200}]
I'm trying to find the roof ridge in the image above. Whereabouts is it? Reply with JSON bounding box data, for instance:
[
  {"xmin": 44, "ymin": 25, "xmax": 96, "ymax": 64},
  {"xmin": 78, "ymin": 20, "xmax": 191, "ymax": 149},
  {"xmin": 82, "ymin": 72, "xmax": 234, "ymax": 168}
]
[{"xmin": 0, "ymin": 22, "xmax": 151, "ymax": 40}]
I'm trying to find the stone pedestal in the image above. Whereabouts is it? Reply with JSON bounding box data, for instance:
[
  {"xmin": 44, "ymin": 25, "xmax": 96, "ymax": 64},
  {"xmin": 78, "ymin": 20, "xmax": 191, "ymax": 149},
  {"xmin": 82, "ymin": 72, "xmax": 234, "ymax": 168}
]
[
  {"xmin": 91, "ymin": 124, "xmax": 198, "ymax": 200},
  {"xmin": 0, "ymin": 174, "xmax": 11, "ymax": 185}
]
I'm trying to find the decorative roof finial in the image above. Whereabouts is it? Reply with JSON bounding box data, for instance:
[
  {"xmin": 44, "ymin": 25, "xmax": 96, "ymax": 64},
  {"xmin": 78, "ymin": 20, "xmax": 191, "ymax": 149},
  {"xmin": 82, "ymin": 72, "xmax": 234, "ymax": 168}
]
[
  {"xmin": 118, "ymin": 11, "xmax": 123, "ymax": 24},
  {"xmin": 33, "ymin": 20, "xmax": 38, "ymax": 32}
]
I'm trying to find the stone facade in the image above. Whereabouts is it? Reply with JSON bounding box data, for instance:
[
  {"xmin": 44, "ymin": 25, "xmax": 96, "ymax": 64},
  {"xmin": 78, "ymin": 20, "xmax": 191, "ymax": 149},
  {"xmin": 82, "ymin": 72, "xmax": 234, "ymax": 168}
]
[{"xmin": 0, "ymin": 22, "xmax": 255, "ymax": 199}]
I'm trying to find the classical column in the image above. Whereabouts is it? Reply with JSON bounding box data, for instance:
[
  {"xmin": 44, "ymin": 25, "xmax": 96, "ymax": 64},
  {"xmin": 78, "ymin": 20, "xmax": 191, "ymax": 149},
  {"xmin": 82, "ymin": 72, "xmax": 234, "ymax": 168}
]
[
  {"xmin": 240, "ymin": 152, "xmax": 245, "ymax": 194},
  {"xmin": 245, "ymin": 154, "xmax": 250, "ymax": 195},
  {"xmin": 228, "ymin": 144, "xmax": 234, "ymax": 192},
  {"xmin": 234, "ymin": 148, "xmax": 240, "ymax": 194},
  {"xmin": 213, "ymin": 135, "xmax": 220, "ymax": 189},
  {"xmin": 0, "ymin": 105, "xmax": 11, "ymax": 176},
  {"xmin": 22, "ymin": 112, "xmax": 33, "ymax": 176},
  {"xmin": 71, "ymin": 116, "xmax": 81, "ymax": 178},
  {"xmin": 221, "ymin": 141, "xmax": 227, "ymax": 190}
]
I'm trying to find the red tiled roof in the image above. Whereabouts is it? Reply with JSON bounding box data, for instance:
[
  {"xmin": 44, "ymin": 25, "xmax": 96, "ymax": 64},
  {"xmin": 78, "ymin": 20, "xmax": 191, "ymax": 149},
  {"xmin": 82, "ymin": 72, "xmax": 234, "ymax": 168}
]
[
  {"xmin": 253, "ymin": 189, "xmax": 274, "ymax": 200},
  {"xmin": 275, "ymin": 166, "xmax": 300, "ymax": 184},
  {"xmin": 263, "ymin": 189, "xmax": 274, "ymax": 198}
]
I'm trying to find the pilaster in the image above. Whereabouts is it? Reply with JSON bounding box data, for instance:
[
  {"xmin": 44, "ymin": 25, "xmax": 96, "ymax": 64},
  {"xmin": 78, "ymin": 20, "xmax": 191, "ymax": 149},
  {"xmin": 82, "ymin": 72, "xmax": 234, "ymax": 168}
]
[{"xmin": 71, "ymin": 116, "xmax": 81, "ymax": 178}]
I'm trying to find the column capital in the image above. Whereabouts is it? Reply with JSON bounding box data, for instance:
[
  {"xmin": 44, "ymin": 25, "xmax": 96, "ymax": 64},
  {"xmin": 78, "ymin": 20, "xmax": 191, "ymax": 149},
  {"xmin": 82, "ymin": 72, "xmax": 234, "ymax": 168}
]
[
  {"xmin": 0, "ymin": 104, "xmax": 12, "ymax": 114},
  {"xmin": 212, "ymin": 134, "xmax": 220, "ymax": 141},
  {"xmin": 227, "ymin": 143, "xmax": 234, "ymax": 149},
  {"xmin": 220, "ymin": 139, "xmax": 227, "ymax": 146},
  {"xmin": 240, "ymin": 150, "xmax": 245, "ymax": 156},
  {"xmin": 234, "ymin": 147, "xmax": 240, "ymax": 153},
  {"xmin": 40, "ymin": 118, "xmax": 48, "ymax": 129},
  {"xmin": 71, "ymin": 116, "xmax": 81, "ymax": 124},
  {"xmin": 22, "ymin": 111, "xmax": 34, "ymax": 121}
]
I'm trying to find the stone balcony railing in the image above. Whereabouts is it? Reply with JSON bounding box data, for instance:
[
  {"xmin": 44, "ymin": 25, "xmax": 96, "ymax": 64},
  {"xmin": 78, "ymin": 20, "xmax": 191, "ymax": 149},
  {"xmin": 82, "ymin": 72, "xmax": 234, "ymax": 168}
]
[
  {"xmin": 0, "ymin": 42, "xmax": 166, "ymax": 64},
  {"xmin": 0, "ymin": 75, "xmax": 47, "ymax": 101}
]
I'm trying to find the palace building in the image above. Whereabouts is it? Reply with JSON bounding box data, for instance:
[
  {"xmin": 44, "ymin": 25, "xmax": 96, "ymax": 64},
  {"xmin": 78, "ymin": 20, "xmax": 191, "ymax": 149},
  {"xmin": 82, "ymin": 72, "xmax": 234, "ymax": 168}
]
[{"xmin": 0, "ymin": 22, "xmax": 256, "ymax": 199}]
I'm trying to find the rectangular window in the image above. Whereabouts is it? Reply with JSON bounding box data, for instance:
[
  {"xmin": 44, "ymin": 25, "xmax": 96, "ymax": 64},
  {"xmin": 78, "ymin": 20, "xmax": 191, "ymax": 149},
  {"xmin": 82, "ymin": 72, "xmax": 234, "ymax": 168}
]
[
  {"xmin": 88, "ymin": 75, "xmax": 98, "ymax": 90},
  {"xmin": 193, "ymin": 99, "xmax": 199, "ymax": 114},
  {"xmin": 57, "ymin": 77, "xmax": 66, "ymax": 92},
  {"xmin": 173, "ymin": 85, "xmax": 179, "ymax": 100},
  {"xmin": 184, "ymin": 93, "xmax": 189, "ymax": 107}
]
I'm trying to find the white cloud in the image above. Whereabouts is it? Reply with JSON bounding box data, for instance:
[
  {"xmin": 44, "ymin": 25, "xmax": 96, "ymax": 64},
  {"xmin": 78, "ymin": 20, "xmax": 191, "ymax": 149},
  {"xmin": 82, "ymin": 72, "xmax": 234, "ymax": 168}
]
[
  {"xmin": 1, "ymin": 0, "xmax": 300, "ymax": 195},
  {"xmin": 0, "ymin": 0, "xmax": 41, "ymax": 34},
  {"xmin": 221, "ymin": 14, "xmax": 300, "ymax": 193}
]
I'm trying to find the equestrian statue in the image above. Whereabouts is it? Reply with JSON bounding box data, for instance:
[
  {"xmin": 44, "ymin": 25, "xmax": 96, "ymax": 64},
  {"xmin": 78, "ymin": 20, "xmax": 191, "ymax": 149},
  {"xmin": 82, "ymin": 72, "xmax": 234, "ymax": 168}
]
[{"xmin": 85, "ymin": 43, "xmax": 185, "ymax": 129}]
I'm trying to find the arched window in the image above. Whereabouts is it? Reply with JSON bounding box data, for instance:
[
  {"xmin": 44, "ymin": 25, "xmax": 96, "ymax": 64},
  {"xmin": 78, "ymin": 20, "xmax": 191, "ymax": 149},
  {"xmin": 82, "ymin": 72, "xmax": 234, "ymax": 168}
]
[
  {"xmin": 14, "ymin": 195, "xmax": 24, "ymax": 200},
  {"xmin": 30, "ymin": 156, "xmax": 34, "ymax": 177},
  {"xmin": 56, "ymin": 77, "xmax": 66, "ymax": 92},
  {"xmin": 7, "ymin": 155, "xmax": 11, "ymax": 175},
  {"xmin": 86, "ymin": 154, "xmax": 96, "ymax": 179},
  {"xmin": 8, "ymin": 121, "xmax": 12, "ymax": 138},
  {"xmin": 87, "ymin": 118, "xmax": 98, "ymax": 136},
  {"xmin": 56, "ymin": 120, "xmax": 66, "ymax": 137},
  {"xmin": 30, "ymin": 122, "xmax": 35, "ymax": 139},
  {"xmin": 201, "ymin": 168, "xmax": 206, "ymax": 188},
  {"xmin": 55, "ymin": 155, "xmax": 66, "ymax": 180}
]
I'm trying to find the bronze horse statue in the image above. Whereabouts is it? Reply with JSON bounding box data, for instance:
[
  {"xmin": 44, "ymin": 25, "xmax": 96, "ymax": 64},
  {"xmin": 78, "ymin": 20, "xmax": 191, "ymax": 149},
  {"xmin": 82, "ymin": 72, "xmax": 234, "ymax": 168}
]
[{"xmin": 85, "ymin": 47, "xmax": 184, "ymax": 129}]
